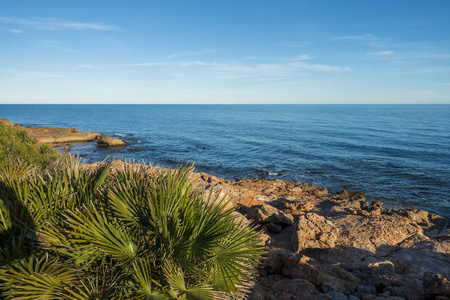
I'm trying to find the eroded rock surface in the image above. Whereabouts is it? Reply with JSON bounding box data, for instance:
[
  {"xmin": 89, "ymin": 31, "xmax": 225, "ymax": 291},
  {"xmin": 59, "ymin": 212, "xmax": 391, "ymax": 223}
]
[
  {"xmin": 84, "ymin": 160, "xmax": 449, "ymax": 300},
  {"xmin": 188, "ymin": 171, "xmax": 450, "ymax": 300}
]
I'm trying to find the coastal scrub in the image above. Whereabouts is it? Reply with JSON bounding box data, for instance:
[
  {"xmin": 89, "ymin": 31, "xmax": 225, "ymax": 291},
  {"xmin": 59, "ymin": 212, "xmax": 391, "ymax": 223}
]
[{"xmin": 0, "ymin": 129, "xmax": 263, "ymax": 299}]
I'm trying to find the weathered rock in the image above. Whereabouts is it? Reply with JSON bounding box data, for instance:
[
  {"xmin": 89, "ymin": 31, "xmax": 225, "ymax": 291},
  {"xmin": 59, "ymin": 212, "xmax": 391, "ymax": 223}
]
[
  {"xmin": 426, "ymin": 273, "xmax": 450, "ymax": 297},
  {"xmin": 324, "ymin": 291, "xmax": 349, "ymax": 300},
  {"xmin": 331, "ymin": 214, "xmax": 423, "ymax": 253},
  {"xmin": 439, "ymin": 229, "xmax": 450, "ymax": 241},
  {"xmin": 282, "ymin": 254, "xmax": 358, "ymax": 293},
  {"xmin": 243, "ymin": 204, "xmax": 294, "ymax": 226},
  {"xmin": 0, "ymin": 118, "xmax": 13, "ymax": 126},
  {"xmin": 291, "ymin": 213, "xmax": 339, "ymax": 252},
  {"xmin": 272, "ymin": 278, "xmax": 315, "ymax": 298},
  {"xmin": 357, "ymin": 285, "xmax": 377, "ymax": 295},
  {"xmin": 266, "ymin": 222, "xmax": 283, "ymax": 234},
  {"xmin": 96, "ymin": 134, "xmax": 129, "ymax": 147},
  {"xmin": 24, "ymin": 126, "xmax": 100, "ymax": 145},
  {"xmin": 322, "ymin": 281, "xmax": 336, "ymax": 293},
  {"xmin": 262, "ymin": 249, "xmax": 290, "ymax": 275}
]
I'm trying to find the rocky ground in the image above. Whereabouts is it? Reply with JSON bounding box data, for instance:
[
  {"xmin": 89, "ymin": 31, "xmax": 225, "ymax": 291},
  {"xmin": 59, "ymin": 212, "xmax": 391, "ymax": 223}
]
[
  {"xmin": 190, "ymin": 172, "xmax": 449, "ymax": 300},
  {"xmin": 86, "ymin": 160, "xmax": 449, "ymax": 300}
]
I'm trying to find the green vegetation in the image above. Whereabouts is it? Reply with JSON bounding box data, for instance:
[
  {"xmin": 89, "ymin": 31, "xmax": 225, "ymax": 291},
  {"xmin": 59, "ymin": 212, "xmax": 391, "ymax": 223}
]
[
  {"xmin": 0, "ymin": 124, "xmax": 59, "ymax": 169},
  {"xmin": 0, "ymin": 126, "xmax": 262, "ymax": 299}
]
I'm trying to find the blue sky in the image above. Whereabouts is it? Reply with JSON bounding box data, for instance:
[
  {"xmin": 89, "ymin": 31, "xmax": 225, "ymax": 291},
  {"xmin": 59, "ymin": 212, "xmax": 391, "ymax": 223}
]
[{"xmin": 1, "ymin": 0, "xmax": 449, "ymax": 104}]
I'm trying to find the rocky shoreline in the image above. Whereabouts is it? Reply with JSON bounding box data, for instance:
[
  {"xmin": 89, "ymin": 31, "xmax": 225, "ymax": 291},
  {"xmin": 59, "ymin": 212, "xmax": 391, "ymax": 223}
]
[
  {"xmin": 0, "ymin": 118, "xmax": 128, "ymax": 147},
  {"xmin": 85, "ymin": 160, "xmax": 450, "ymax": 300},
  {"xmin": 2, "ymin": 119, "xmax": 449, "ymax": 299}
]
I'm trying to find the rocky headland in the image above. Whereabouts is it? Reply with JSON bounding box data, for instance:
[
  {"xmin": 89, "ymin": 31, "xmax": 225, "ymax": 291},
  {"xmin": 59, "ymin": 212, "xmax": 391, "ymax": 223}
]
[{"xmin": 0, "ymin": 118, "xmax": 128, "ymax": 147}]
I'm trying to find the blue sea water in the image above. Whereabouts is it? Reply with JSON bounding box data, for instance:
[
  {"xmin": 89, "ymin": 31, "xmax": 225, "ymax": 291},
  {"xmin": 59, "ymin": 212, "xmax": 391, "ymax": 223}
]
[{"xmin": 1, "ymin": 105, "xmax": 449, "ymax": 217}]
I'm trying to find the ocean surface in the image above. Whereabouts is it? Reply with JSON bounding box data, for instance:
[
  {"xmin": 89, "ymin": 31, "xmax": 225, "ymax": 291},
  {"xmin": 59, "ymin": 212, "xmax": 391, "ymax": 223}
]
[{"xmin": 1, "ymin": 105, "xmax": 449, "ymax": 217}]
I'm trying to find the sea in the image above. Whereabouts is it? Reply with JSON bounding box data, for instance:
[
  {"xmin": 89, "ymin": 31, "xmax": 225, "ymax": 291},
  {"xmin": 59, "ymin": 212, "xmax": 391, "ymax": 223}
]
[{"xmin": 1, "ymin": 105, "xmax": 449, "ymax": 217}]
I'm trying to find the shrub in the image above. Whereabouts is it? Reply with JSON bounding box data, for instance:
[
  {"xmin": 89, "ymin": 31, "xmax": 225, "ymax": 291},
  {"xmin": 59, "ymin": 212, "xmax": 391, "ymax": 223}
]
[
  {"xmin": 0, "ymin": 124, "xmax": 59, "ymax": 169},
  {"xmin": 0, "ymin": 162, "xmax": 262, "ymax": 299}
]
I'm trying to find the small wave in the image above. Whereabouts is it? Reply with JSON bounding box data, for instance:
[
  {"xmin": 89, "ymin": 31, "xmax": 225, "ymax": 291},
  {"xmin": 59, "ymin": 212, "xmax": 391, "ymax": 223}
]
[
  {"xmin": 114, "ymin": 133, "xmax": 129, "ymax": 138},
  {"xmin": 256, "ymin": 167, "xmax": 282, "ymax": 177}
]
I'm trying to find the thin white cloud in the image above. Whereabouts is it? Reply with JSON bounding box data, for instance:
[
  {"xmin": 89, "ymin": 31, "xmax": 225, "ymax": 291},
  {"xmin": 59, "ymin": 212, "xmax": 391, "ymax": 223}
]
[
  {"xmin": 397, "ymin": 65, "xmax": 450, "ymax": 74},
  {"xmin": 36, "ymin": 39, "xmax": 75, "ymax": 52},
  {"xmin": 166, "ymin": 46, "xmax": 218, "ymax": 60},
  {"xmin": 334, "ymin": 34, "xmax": 376, "ymax": 41},
  {"xmin": 289, "ymin": 54, "xmax": 315, "ymax": 61},
  {"xmin": 78, "ymin": 59, "xmax": 351, "ymax": 80},
  {"xmin": 334, "ymin": 34, "xmax": 383, "ymax": 47},
  {"xmin": 400, "ymin": 90, "xmax": 437, "ymax": 95},
  {"xmin": 368, "ymin": 50, "xmax": 395, "ymax": 56},
  {"xmin": 8, "ymin": 28, "xmax": 23, "ymax": 33},
  {"xmin": 0, "ymin": 17, "xmax": 118, "ymax": 31},
  {"xmin": 277, "ymin": 41, "xmax": 310, "ymax": 47}
]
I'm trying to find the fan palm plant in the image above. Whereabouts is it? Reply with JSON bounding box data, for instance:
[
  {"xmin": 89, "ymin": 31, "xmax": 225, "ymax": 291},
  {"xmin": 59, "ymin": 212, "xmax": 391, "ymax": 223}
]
[{"xmin": 0, "ymin": 162, "xmax": 262, "ymax": 299}]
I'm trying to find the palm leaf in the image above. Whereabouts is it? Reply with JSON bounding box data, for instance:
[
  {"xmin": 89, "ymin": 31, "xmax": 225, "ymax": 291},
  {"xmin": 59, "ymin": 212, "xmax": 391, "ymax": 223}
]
[
  {"xmin": 0, "ymin": 255, "xmax": 78, "ymax": 299},
  {"xmin": 65, "ymin": 204, "xmax": 138, "ymax": 263}
]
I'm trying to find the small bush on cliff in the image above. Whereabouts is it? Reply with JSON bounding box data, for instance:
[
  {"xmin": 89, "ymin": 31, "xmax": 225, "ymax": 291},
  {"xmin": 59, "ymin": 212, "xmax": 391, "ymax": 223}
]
[
  {"xmin": 0, "ymin": 124, "xmax": 59, "ymax": 169},
  {"xmin": 0, "ymin": 162, "xmax": 262, "ymax": 299}
]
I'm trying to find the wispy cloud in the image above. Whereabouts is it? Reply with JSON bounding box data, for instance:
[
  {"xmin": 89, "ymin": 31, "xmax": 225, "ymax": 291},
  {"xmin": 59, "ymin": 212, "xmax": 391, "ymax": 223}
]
[
  {"xmin": 0, "ymin": 17, "xmax": 118, "ymax": 31},
  {"xmin": 276, "ymin": 41, "xmax": 310, "ymax": 47},
  {"xmin": 289, "ymin": 54, "xmax": 315, "ymax": 61},
  {"xmin": 35, "ymin": 39, "xmax": 75, "ymax": 52},
  {"xmin": 399, "ymin": 90, "xmax": 437, "ymax": 95},
  {"xmin": 368, "ymin": 50, "xmax": 395, "ymax": 56},
  {"xmin": 334, "ymin": 34, "xmax": 383, "ymax": 47},
  {"xmin": 334, "ymin": 34, "xmax": 376, "ymax": 41},
  {"xmin": 8, "ymin": 28, "xmax": 23, "ymax": 33},
  {"xmin": 0, "ymin": 70, "xmax": 66, "ymax": 81},
  {"xmin": 397, "ymin": 65, "xmax": 450, "ymax": 74},
  {"xmin": 79, "ymin": 59, "xmax": 351, "ymax": 80},
  {"xmin": 166, "ymin": 46, "xmax": 217, "ymax": 60}
]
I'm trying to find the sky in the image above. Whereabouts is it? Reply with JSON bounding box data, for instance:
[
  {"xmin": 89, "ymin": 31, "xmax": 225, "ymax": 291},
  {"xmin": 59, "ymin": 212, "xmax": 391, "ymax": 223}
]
[{"xmin": 1, "ymin": 0, "xmax": 450, "ymax": 104}]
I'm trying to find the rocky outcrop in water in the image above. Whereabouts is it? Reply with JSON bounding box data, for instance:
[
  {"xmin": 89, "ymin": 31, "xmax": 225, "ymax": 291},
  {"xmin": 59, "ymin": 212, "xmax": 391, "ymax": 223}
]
[
  {"xmin": 96, "ymin": 134, "xmax": 129, "ymax": 147},
  {"xmin": 0, "ymin": 119, "xmax": 128, "ymax": 148},
  {"xmin": 23, "ymin": 127, "xmax": 100, "ymax": 145}
]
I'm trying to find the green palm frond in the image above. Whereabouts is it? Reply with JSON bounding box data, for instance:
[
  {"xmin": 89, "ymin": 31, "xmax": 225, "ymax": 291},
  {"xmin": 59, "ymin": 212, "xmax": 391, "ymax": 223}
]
[
  {"xmin": 109, "ymin": 182, "xmax": 152, "ymax": 230},
  {"xmin": 0, "ymin": 255, "xmax": 78, "ymax": 299},
  {"xmin": 208, "ymin": 221, "xmax": 263, "ymax": 294},
  {"xmin": 164, "ymin": 261, "xmax": 214, "ymax": 300},
  {"xmin": 62, "ymin": 264, "xmax": 125, "ymax": 300},
  {"xmin": 132, "ymin": 259, "xmax": 168, "ymax": 300},
  {"xmin": 66, "ymin": 204, "xmax": 138, "ymax": 263}
]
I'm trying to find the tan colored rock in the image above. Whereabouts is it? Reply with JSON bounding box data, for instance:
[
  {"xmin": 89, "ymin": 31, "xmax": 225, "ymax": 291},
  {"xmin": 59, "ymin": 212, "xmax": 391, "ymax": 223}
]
[
  {"xmin": 96, "ymin": 135, "xmax": 129, "ymax": 147},
  {"xmin": 282, "ymin": 254, "xmax": 358, "ymax": 293},
  {"xmin": 0, "ymin": 118, "xmax": 13, "ymax": 126},
  {"xmin": 235, "ymin": 191, "xmax": 265, "ymax": 207},
  {"xmin": 243, "ymin": 204, "xmax": 294, "ymax": 226},
  {"xmin": 331, "ymin": 214, "xmax": 423, "ymax": 252},
  {"xmin": 24, "ymin": 127, "xmax": 100, "ymax": 145},
  {"xmin": 291, "ymin": 213, "xmax": 339, "ymax": 252}
]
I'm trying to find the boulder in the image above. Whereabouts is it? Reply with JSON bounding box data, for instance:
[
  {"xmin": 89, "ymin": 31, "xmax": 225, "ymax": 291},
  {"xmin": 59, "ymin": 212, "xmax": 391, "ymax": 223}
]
[
  {"xmin": 291, "ymin": 213, "xmax": 339, "ymax": 252},
  {"xmin": 96, "ymin": 134, "xmax": 129, "ymax": 147},
  {"xmin": 242, "ymin": 204, "xmax": 294, "ymax": 226}
]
